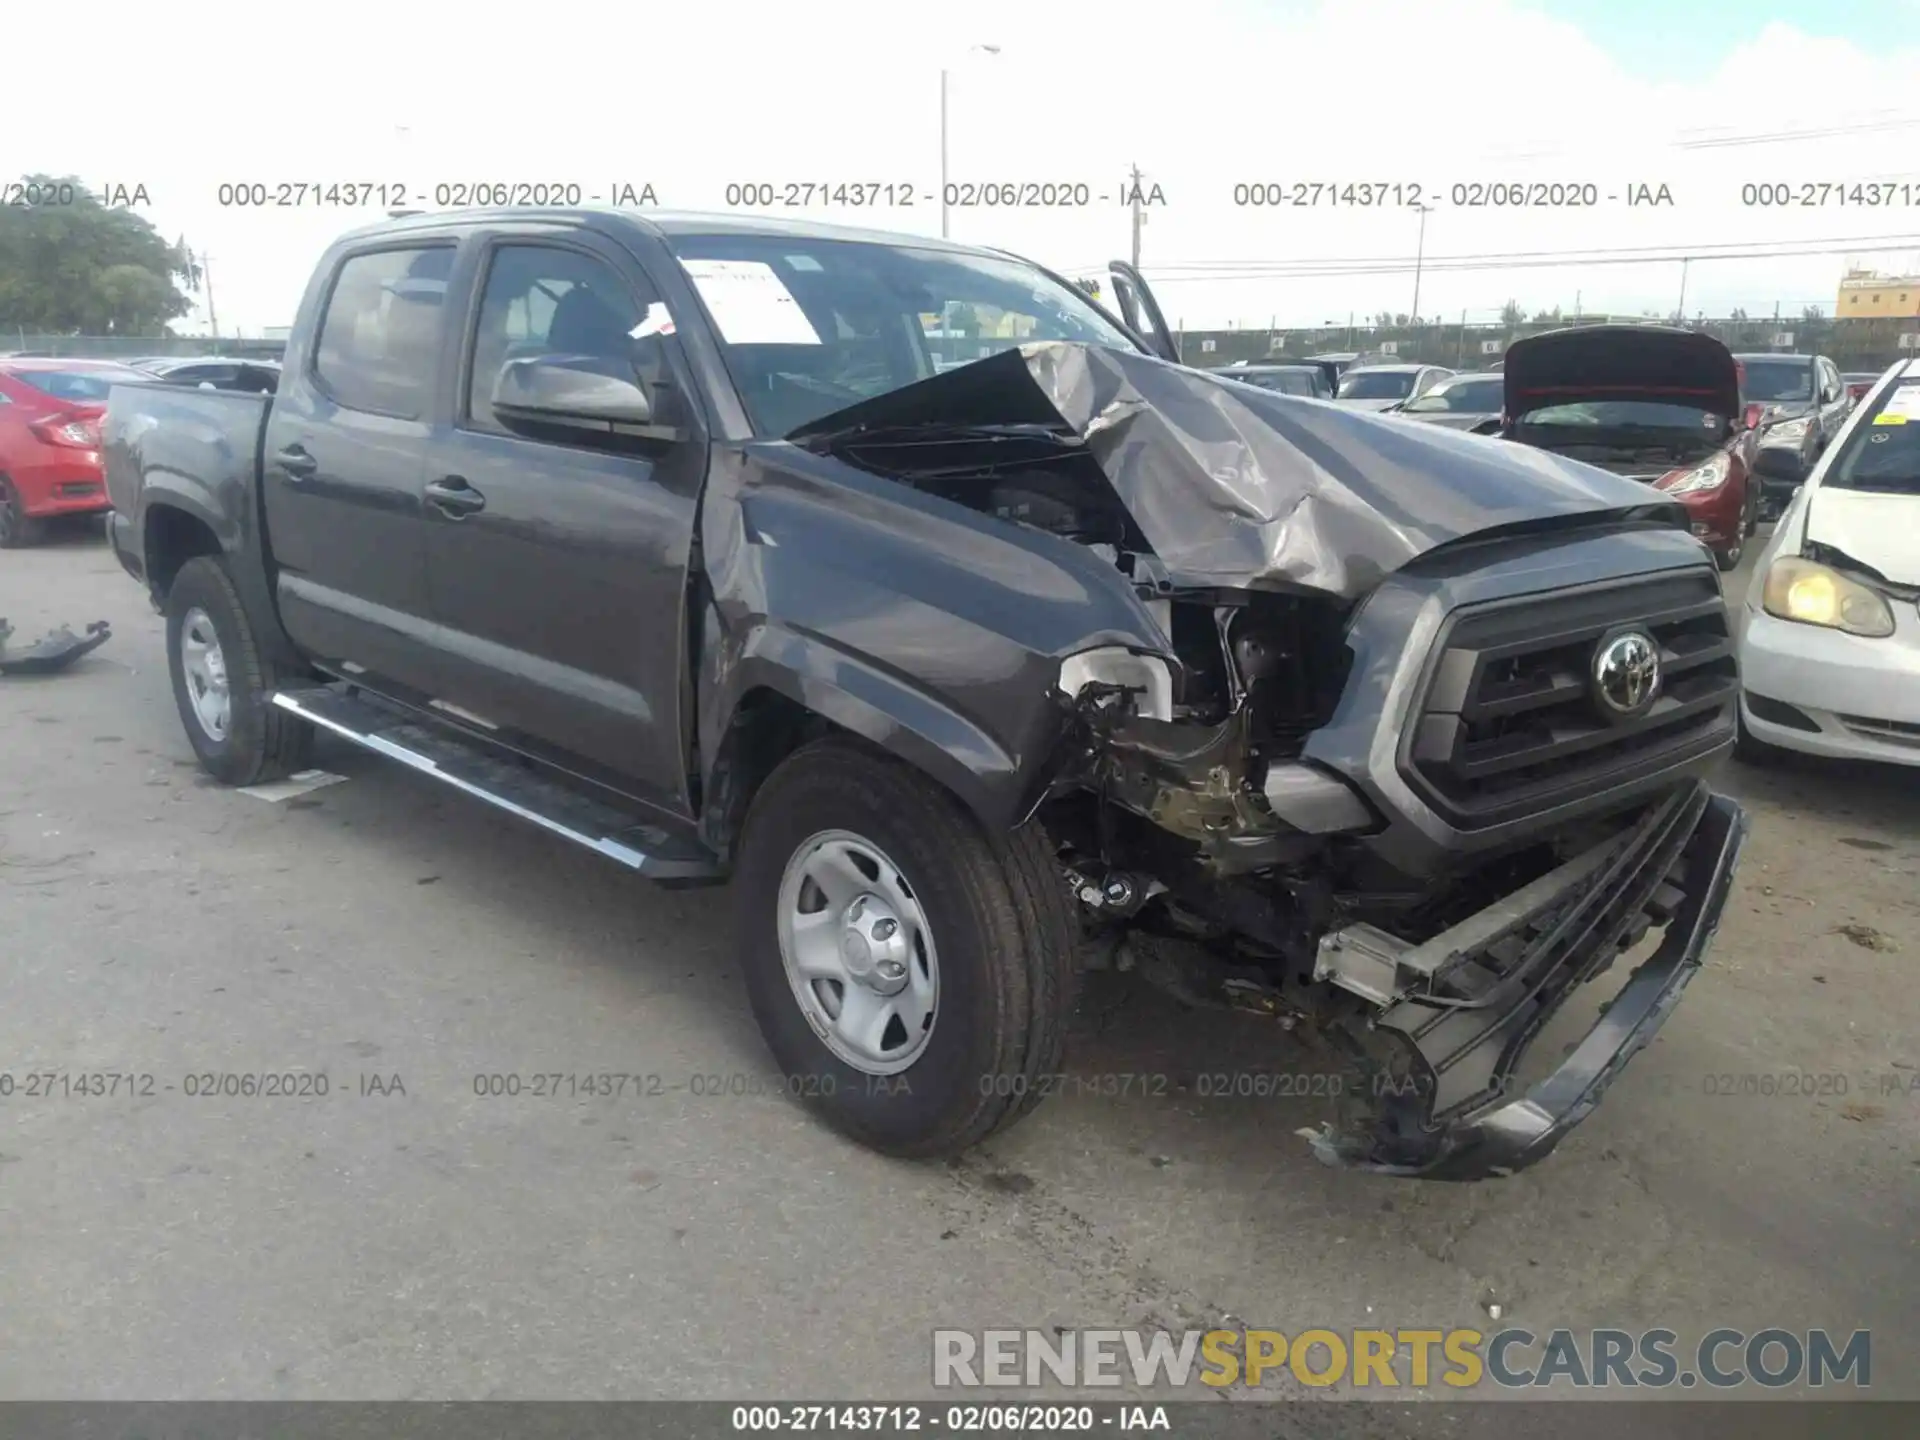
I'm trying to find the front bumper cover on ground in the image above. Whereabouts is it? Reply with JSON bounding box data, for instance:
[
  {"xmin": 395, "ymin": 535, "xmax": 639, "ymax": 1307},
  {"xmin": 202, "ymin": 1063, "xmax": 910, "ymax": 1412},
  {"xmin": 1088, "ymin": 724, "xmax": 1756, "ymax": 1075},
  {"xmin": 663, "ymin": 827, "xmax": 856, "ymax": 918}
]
[
  {"xmin": 0, "ymin": 619, "xmax": 113, "ymax": 676},
  {"xmin": 1311, "ymin": 785, "xmax": 1749, "ymax": 1181}
]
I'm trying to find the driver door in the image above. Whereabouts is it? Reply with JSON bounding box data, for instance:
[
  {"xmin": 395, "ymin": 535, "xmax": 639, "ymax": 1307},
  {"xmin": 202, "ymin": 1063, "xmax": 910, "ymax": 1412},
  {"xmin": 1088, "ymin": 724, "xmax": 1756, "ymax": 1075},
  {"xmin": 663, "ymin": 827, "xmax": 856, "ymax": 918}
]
[
  {"xmin": 1105, "ymin": 260, "xmax": 1182, "ymax": 365},
  {"xmin": 418, "ymin": 228, "xmax": 708, "ymax": 817}
]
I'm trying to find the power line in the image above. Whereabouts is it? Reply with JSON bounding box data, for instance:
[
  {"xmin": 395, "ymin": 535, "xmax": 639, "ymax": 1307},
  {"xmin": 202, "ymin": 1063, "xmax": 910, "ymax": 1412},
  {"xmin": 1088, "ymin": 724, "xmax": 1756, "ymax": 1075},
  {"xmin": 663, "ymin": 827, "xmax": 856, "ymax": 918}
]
[
  {"xmin": 1138, "ymin": 231, "xmax": 1920, "ymax": 273},
  {"xmin": 1117, "ymin": 236, "xmax": 1920, "ymax": 284}
]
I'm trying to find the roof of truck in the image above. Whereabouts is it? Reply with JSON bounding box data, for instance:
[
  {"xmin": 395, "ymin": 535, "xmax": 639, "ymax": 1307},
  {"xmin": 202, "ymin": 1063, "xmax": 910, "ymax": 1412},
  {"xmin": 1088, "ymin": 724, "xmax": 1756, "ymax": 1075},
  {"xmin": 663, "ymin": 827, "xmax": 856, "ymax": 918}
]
[{"xmin": 341, "ymin": 207, "xmax": 994, "ymax": 255}]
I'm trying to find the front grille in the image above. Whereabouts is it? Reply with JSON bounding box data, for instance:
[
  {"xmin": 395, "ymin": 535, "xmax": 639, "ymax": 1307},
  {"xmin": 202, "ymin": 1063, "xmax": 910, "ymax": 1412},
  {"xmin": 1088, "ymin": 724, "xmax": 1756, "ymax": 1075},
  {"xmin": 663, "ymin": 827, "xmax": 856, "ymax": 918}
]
[{"xmin": 1406, "ymin": 570, "xmax": 1737, "ymax": 827}]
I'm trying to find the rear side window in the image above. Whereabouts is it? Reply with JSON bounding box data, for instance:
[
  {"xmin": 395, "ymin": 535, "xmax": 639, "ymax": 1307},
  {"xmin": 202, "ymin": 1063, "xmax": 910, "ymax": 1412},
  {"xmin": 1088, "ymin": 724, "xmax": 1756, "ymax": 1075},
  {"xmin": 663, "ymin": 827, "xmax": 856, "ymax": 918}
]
[{"xmin": 313, "ymin": 246, "xmax": 453, "ymax": 418}]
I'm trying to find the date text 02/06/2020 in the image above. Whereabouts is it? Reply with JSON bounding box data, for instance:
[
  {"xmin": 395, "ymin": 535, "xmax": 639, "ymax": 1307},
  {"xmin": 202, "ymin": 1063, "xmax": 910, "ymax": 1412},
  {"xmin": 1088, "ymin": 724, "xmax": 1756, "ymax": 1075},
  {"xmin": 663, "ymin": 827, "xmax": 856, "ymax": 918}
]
[
  {"xmin": 1228, "ymin": 180, "xmax": 1675, "ymax": 207},
  {"xmin": 213, "ymin": 182, "xmax": 660, "ymax": 209}
]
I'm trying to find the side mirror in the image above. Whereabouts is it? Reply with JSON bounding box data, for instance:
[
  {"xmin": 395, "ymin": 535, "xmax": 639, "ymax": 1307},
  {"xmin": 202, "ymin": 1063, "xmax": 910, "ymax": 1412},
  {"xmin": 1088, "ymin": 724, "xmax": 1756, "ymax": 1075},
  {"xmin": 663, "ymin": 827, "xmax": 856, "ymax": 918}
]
[{"xmin": 492, "ymin": 355, "xmax": 676, "ymax": 441}]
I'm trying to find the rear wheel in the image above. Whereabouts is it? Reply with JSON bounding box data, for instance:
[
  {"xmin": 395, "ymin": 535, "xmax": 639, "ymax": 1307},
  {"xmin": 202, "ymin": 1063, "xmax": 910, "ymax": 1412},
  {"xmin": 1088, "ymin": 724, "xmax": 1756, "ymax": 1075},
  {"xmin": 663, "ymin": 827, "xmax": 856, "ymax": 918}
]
[
  {"xmin": 165, "ymin": 556, "xmax": 313, "ymax": 785},
  {"xmin": 0, "ymin": 478, "xmax": 45, "ymax": 549},
  {"xmin": 734, "ymin": 738, "xmax": 1077, "ymax": 1158}
]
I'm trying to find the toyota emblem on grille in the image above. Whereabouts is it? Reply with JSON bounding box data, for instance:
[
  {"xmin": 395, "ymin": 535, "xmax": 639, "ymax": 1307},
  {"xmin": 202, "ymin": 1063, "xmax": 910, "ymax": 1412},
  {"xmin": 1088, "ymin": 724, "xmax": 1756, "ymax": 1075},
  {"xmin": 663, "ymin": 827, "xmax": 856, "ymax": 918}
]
[{"xmin": 1592, "ymin": 630, "xmax": 1662, "ymax": 719}]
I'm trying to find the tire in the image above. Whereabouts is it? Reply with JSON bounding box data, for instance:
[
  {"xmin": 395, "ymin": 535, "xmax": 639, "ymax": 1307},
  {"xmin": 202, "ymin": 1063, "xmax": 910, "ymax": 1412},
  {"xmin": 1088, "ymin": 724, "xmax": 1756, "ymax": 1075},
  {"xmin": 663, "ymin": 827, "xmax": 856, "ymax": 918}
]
[
  {"xmin": 0, "ymin": 477, "xmax": 46, "ymax": 549},
  {"xmin": 165, "ymin": 555, "xmax": 313, "ymax": 785},
  {"xmin": 734, "ymin": 738, "xmax": 1078, "ymax": 1159},
  {"xmin": 1713, "ymin": 504, "xmax": 1748, "ymax": 572}
]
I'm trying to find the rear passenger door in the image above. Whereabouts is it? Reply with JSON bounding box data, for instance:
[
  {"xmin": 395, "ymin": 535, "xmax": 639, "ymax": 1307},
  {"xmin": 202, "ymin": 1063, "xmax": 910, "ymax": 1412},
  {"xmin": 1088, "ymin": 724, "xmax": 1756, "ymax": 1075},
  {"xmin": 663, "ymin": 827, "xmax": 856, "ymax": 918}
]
[
  {"xmin": 419, "ymin": 230, "xmax": 708, "ymax": 817},
  {"xmin": 263, "ymin": 241, "xmax": 455, "ymax": 696}
]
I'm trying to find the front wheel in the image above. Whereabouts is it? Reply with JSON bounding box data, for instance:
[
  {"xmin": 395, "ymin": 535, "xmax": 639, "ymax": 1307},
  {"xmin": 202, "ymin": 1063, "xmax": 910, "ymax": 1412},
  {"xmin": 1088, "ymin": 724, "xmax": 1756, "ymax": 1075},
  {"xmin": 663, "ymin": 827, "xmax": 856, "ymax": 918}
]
[
  {"xmin": 734, "ymin": 739, "xmax": 1078, "ymax": 1158},
  {"xmin": 165, "ymin": 556, "xmax": 313, "ymax": 785}
]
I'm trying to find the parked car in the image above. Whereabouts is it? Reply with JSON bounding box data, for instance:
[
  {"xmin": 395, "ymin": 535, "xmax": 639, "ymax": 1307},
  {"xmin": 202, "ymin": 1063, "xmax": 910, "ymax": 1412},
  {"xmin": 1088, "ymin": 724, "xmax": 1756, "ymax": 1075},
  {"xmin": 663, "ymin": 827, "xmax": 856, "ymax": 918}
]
[
  {"xmin": 0, "ymin": 358, "xmax": 155, "ymax": 547},
  {"xmin": 1335, "ymin": 362, "xmax": 1453, "ymax": 410},
  {"xmin": 1497, "ymin": 326, "xmax": 1759, "ymax": 571},
  {"xmin": 134, "ymin": 356, "xmax": 282, "ymax": 394},
  {"xmin": 1841, "ymin": 371, "xmax": 1882, "ymax": 403},
  {"xmin": 1734, "ymin": 352, "xmax": 1853, "ymax": 518},
  {"xmin": 1385, "ymin": 371, "xmax": 1503, "ymax": 429},
  {"xmin": 1218, "ymin": 362, "xmax": 1334, "ymax": 399},
  {"xmin": 1736, "ymin": 359, "xmax": 1920, "ymax": 767},
  {"xmin": 102, "ymin": 209, "xmax": 1746, "ymax": 1180}
]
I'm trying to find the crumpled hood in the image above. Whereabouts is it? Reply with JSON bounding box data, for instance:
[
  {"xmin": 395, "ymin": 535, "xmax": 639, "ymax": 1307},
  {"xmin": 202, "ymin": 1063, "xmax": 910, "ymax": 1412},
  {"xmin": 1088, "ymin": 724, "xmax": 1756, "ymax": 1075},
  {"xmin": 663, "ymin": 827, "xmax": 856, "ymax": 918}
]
[
  {"xmin": 1804, "ymin": 488, "xmax": 1920, "ymax": 586},
  {"xmin": 791, "ymin": 342, "xmax": 1687, "ymax": 599},
  {"xmin": 1506, "ymin": 325, "xmax": 1741, "ymax": 421}
]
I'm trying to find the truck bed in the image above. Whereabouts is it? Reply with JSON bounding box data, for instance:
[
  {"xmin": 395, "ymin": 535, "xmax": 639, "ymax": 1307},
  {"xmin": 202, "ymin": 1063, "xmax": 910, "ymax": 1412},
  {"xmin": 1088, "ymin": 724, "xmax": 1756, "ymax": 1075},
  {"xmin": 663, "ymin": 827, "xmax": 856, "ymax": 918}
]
[{"xmin": 101, "ymin": 381, "xmax": 271, "ymax": 587}]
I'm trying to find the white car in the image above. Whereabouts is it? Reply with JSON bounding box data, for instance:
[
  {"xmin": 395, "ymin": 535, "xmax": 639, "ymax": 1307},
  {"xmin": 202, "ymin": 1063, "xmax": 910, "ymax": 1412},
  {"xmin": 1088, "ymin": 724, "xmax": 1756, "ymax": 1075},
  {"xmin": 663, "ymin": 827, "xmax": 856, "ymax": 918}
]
[{"xmin": 1736, "ymin": 358, "xmax": 1920, "ymax": 766}]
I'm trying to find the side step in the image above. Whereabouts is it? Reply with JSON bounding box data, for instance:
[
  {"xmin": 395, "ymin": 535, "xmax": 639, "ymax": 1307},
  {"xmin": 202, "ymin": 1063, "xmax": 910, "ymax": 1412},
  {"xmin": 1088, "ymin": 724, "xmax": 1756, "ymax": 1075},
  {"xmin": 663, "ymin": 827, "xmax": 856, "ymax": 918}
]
[{"xmin": 271, "ymin": 685, "xmax": 723, "ymax": 883}]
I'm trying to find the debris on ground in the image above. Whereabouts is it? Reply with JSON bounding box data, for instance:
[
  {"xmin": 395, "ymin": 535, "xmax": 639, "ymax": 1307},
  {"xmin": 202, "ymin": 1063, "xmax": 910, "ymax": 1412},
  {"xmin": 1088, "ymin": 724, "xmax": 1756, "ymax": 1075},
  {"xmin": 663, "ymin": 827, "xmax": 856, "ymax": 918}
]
[
  {"xmin": 0, "ymin": 619, "xmax": 112, "ymax": 677},
  {"xmin": 1834, "ymin": 923, "xmax": 1897, "ymax": 953}
]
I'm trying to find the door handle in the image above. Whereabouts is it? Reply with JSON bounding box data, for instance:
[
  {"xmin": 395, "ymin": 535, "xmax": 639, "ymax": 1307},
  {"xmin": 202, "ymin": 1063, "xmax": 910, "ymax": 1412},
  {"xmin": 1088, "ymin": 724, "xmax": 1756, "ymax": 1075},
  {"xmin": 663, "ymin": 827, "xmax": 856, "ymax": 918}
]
[
  {"xmin": 425, "ymin": 475, "xmax": 486, "ymax": 517},
  {"xmin": 275, "ymin": 445, "xmax": 318, "ymax": 480}
]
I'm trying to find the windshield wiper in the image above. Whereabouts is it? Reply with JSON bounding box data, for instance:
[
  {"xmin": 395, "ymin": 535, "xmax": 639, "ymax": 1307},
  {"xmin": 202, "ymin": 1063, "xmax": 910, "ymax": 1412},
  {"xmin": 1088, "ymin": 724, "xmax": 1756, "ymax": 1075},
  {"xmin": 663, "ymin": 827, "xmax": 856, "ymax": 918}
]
[{"xmin": 795, "ymin": 420, "xmax": 1075, "ymax": 451}]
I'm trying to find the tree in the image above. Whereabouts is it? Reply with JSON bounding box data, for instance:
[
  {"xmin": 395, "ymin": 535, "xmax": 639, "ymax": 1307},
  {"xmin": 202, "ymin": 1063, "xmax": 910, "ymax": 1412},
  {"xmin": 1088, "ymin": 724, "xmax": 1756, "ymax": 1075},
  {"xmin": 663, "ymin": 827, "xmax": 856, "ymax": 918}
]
[
  {"xmin": 1730, "ymin": 307, "xmax": 1749, "ymax": 322},
  {"xmin": 1800, "ymin": 304, "xmax": 1824, "ymax": 323},
  {"xmin": 1500, "ymin": 300, "xmax": 1524, "ymax": 327},
  {"xmin": 1372, "ymin": 311, "xmax": 1395, "ymax": 329},
  {"xmin": 1531, "ymin": 306, "xmax": 1561, "ymax": 323},
  {"xmin": 0, "ymin": 173, "xmax": 194, "ymax": 334}
]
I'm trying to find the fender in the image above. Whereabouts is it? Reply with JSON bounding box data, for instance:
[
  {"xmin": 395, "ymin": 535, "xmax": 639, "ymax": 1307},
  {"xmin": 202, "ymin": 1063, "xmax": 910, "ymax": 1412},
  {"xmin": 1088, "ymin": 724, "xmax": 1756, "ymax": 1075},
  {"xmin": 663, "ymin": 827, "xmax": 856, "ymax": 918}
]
[{"xmin": 695, "ymin": 445, "xmax": 1174, "ymax": 837}]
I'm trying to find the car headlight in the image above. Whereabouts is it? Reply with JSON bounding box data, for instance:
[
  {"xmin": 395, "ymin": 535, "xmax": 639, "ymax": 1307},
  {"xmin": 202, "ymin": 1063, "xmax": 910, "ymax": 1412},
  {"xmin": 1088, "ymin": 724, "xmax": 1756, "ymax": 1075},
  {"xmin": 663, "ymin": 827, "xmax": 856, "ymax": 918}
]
[
  {"xmin": 1763, "ymin": 416, "xmax": 1810, "ymax": 445},
  {"xmin": 1761, "ymin": 557, "xmax": 1895, "ymax": 638},
  {"xmin": 1660, "ymin": 451, "xmax": 1730, "ymax": 495}
]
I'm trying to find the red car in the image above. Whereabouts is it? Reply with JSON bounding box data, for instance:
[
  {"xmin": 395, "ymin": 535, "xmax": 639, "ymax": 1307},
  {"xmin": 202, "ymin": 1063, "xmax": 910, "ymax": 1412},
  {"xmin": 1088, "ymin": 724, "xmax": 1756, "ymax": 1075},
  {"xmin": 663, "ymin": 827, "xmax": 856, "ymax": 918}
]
[
  {"xmin": 0, "ymin": 359, "xmax": 153, "ymax": 547},
  {"xmin": 1497, "ymin": 326, "xmax": 1760, "ymax": 571}
]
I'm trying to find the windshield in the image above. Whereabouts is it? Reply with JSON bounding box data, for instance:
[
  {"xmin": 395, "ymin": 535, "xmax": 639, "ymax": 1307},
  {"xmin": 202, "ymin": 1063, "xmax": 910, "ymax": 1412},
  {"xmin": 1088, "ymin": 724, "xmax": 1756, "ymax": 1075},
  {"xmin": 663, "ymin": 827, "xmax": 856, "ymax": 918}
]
[
  {"xmin": 1824, "ymin": 379, "xmax": 1920, "ymax": 495},
  {"xmin": 1517, "ymin": 399, "xmax": 1726, "ymax": 432},
  {"xmin": 664, "ymin": 234, "xmax": 1140, "ymax": 437},
  {"xmin": 1338, "ymin": 369, "xmax": 1416, "ymax": 400},
  {"xmin": 1231, "ymin": 370, "xmax": 1317, "ymax": 396},
  {"xmin": 6, "ymin": 366, "xmax": 150, "ymax": 402},
  {"xmin": 1404, "ymin": 376, "xmax": 1502, "ymax": 413},
  {"xmin": 1741, "ymin": 359, "xmax": 1814, "ymax": 404}
]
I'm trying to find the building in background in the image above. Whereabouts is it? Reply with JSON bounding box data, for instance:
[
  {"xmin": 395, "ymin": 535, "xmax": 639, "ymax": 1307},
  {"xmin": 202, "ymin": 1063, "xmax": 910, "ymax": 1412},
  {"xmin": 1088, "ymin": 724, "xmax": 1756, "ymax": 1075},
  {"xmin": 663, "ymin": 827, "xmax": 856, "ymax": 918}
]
[{"xmin": 1837, "ymin": 270, "xmax": 1920, "ymax": 319}]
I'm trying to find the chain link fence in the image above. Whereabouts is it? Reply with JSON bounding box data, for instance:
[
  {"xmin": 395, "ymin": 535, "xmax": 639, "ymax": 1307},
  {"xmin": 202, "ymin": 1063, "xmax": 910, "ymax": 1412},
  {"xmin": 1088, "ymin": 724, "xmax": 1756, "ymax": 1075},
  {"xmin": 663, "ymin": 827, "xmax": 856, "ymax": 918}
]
[
  {"xmin": 1175, "ymin": 315, "xmax": 1920, "ymax": 372},
  {"xmin": 0, "ymin": 332, "xmax": 287, "ymax": 361}
]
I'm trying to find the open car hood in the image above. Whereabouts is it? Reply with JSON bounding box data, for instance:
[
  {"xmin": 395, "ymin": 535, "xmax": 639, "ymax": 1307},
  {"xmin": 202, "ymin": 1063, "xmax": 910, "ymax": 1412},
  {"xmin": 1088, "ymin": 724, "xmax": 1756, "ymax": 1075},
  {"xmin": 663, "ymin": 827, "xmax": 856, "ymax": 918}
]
[
  {"xmin": 1804, "ymin": 489, "xmax": 1920, "ymax": 588},
  {"xmin": 790, "ymin": 342, "xmax": 1687, "ymax": 600},
  {"xmin": 1505, "ymin": 325, "xmax": 1741, "ymax": 422}
]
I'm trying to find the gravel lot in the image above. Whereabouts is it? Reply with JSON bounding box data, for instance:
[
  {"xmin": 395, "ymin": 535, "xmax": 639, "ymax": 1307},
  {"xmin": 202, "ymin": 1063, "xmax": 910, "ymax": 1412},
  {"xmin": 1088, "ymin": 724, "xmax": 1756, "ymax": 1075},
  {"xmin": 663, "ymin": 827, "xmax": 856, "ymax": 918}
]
[{"xmin": 1, "ymin": 523, "xmax": 1914, "ymax": 1409}]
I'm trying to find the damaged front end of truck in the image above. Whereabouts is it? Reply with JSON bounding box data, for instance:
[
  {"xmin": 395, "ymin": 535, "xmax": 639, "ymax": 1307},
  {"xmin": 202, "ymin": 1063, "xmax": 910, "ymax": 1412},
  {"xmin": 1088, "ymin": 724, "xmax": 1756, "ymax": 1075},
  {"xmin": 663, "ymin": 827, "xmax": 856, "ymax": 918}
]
[{"xmin": 761, "ymin": 343, "xmax": 1749, "ymax": 1180}]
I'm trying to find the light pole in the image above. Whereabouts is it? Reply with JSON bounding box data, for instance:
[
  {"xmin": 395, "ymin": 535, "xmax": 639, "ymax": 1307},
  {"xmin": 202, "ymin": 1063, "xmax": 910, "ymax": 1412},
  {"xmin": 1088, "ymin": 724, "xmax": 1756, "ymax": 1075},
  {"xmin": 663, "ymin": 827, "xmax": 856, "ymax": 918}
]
[
  {"xmin": 940, "ymin": 44, "xmax": 1001, "ymax": 238},
  {"xmin": 1410, "ymin": 203, "xmax": 1434, "ymax": 325}
]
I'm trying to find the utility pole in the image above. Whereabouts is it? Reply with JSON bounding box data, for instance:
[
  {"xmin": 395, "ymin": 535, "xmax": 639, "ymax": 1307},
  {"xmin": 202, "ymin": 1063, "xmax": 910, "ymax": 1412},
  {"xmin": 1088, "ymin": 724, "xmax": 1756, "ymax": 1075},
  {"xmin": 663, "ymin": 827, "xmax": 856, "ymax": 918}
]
[
  {"xmin": 1129, "ymin": 163, "xmax": 1145, "ymax": 268},
  {"xmin": 939, "ymin": 70, "xmax": 951, "ymax": 239},
  {"xmin": 203, "ymin": 252, "xmax": 219, "ymax": 342},
  {"xmin": 1410, "ymin": 204, "xmax": 1433, "ymax": 326},
  {"xmin": 1677, "ymin": 258, "xmax": 1689, "ymax": 320}
]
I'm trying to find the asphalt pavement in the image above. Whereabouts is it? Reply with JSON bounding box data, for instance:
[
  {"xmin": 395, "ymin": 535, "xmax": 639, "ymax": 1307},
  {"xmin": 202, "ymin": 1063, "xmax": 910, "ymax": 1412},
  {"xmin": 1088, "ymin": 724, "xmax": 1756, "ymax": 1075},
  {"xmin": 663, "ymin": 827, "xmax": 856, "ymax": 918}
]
[{"xmin": 1, "ymin": 525, "xmax": 1915, "ymax": 1409}]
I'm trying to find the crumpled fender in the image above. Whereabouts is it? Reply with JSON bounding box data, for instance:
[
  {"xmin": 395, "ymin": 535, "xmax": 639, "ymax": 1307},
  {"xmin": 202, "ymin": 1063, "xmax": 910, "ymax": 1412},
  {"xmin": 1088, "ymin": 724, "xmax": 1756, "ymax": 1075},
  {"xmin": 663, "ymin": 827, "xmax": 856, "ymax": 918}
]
[{"xmin": 694, "ymin": 445, "xmax": 1171, "ymax": 834}]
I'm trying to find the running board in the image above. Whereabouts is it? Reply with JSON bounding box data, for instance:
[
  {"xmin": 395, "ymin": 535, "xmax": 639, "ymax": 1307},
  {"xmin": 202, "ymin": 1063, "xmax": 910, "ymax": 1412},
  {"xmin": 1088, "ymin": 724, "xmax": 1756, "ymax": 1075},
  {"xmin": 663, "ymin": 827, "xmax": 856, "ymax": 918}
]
[{"xmin": 270, "ymin": 685, "xmax": 722, "ymax": 882}]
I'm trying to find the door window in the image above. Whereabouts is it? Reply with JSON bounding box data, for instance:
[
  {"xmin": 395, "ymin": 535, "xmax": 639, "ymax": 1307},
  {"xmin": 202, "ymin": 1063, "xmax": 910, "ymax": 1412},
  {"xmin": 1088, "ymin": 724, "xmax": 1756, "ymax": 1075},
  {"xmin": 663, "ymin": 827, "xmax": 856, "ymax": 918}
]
[
  {"xmin": 465, "ymin": 244, "xmax": 658, "ymax": 436},
  {"xmin": 312, "ymin": 246, "xmax": 454, "ymax": 418}
]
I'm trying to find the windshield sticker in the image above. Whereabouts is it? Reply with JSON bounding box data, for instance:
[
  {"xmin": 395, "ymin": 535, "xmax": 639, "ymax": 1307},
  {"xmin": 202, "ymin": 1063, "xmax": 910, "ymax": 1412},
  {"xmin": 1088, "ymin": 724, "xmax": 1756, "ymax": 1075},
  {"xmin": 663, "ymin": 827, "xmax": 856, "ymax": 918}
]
[
  {"xmin": 629, "ymin": 302, "xmax": 676, "ymax": 340},
  {"xmin": 1875, "ymin": 382, "xmax": 1920, "ymax": 421},
  {"xmin": 784, "ymin": 254, "xmax": 824, "ymax": 272},
  {"xmin": 679, "ymin": 259, "xmax": 822, "ymax": 345}
]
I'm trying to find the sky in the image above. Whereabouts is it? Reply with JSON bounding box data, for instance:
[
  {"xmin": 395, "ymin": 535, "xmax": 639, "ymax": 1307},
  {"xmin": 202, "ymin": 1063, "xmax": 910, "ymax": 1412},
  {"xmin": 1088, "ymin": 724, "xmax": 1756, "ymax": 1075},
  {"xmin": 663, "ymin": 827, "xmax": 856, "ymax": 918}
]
[{"xmin": 16, "ymin": 0, "xmax": 1920, "ymax": 334}]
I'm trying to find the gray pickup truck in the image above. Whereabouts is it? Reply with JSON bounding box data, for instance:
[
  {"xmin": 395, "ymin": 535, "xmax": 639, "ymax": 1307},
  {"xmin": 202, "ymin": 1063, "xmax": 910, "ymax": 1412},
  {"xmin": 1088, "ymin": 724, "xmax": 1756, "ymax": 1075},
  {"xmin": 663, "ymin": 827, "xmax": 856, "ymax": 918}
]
[{"xmin": 103, "ymin": 208, "xmax": 1747, "ymax": 1179}]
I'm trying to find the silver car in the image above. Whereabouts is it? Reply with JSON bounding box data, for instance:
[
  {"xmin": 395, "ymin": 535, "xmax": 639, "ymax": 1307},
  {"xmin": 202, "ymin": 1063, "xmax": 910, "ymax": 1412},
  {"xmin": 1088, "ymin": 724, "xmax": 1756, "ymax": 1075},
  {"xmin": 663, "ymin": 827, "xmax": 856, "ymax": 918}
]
[{"xmin": 1336, "ymin": 362, "xmax": 1454, "ymax": 411}]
